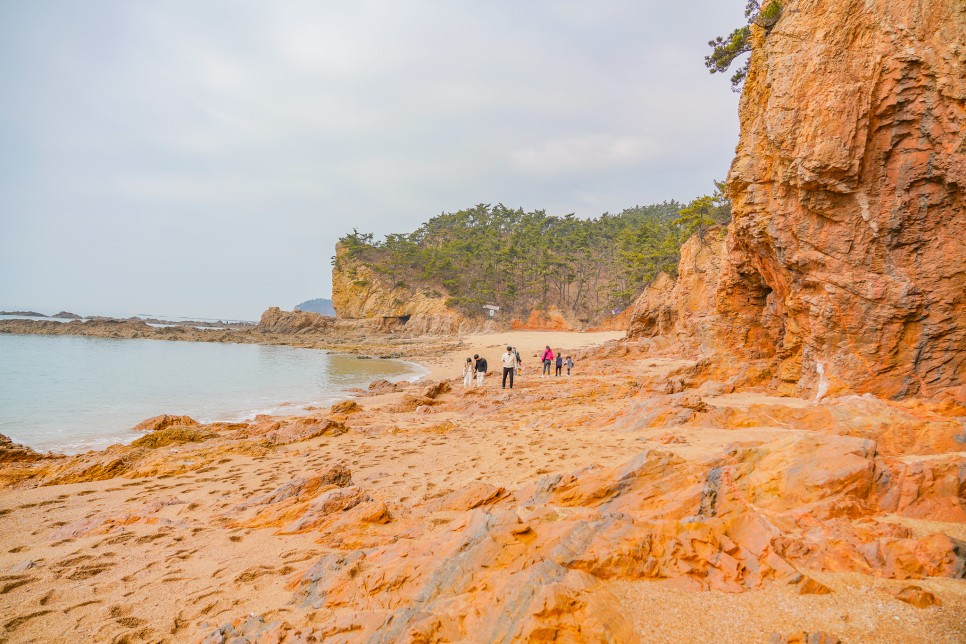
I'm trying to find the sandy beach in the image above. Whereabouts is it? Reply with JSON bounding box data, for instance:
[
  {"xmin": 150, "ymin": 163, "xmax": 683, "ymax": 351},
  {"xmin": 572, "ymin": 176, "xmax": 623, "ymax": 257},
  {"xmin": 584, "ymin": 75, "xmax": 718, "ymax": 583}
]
[{"xmin": 1, "ymin": 329, "xmax": 963, "ymax": 642}]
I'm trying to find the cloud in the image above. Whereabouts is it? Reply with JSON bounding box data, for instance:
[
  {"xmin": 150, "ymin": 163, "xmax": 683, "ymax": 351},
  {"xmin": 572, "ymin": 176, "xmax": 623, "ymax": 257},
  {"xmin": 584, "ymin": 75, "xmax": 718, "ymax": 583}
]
[
  {"xmin": 0, "ymin": 0, "xmax": 747, "ymax": 319},
  {"xmin": 508, "ymin": 134, "xmax": 659, "ymax": 177}
]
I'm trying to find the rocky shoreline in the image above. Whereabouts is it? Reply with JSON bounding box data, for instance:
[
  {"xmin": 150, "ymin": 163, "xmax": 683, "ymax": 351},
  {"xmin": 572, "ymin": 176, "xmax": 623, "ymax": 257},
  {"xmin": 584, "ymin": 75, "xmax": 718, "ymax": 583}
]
[
  {"xmin": 0, "ymin": 329, "xmax": 964, "ymax": 641},
  {"xmin": 0, "ymin": 311, "xmax": 466, "ymax": 361}
]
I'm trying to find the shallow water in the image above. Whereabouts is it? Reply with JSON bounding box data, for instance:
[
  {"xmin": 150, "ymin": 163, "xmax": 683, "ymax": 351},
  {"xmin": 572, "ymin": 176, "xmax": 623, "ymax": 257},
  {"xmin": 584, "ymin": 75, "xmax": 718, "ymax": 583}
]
[{"xmin": 0, "ymin": 333, "xmax": 424, "ymax": 454}]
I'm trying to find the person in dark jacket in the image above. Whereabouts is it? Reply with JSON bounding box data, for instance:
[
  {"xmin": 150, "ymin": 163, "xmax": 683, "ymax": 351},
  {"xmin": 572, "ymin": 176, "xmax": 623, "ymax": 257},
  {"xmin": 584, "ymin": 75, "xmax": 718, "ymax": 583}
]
[
  {"xmin": 473, "ymin": 354, "xmax": 488, "ymax": 387},
  {"xmin": 555, "ymin": 350, "xmax": 563, "ymax": 376}
]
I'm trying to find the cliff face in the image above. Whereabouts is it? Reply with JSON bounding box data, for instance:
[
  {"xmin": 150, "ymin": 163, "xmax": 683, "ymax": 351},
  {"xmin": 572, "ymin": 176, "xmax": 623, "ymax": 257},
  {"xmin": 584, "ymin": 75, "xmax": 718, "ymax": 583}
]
[
  {"xmin": 332, "ymin": 243, "xmax": 452, "ymax": 319},
  {"xmin": 331, "ymin": 243, "xmax": 489, "ymax": 335},
  {"xmin": 718, "ymin": 0, "xmax": 966, "ymax": 398},
  {"xmin": 627, "ymin": 228, "xmax": 727, "ymax": 355}
]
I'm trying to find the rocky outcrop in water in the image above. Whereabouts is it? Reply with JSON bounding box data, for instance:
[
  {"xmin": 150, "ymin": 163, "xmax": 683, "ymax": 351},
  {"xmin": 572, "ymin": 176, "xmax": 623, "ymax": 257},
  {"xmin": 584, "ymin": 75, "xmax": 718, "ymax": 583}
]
[{"xmin": 256, "ymin": 307, "xmax": 335, "ymax": 334}]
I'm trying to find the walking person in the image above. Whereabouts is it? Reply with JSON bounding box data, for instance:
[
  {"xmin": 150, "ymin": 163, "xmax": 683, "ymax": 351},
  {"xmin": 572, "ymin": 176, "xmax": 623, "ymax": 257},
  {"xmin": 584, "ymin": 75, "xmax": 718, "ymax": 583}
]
[
  {"xmin": 555, "ymin": 351, "xmax": 563, "ymax": 377},
  {"xmin": 565, "ymin": 355, "xmax": 574, "ymax": 376},
  {"xmin": 462, "ymin": 357, "xmax": 474, "ymax": 387},
  {"xmin": 501, "ymin": 346, "xmax": 515, "ymax": 389},
  {"xmin": 513, "ymin": 346, "xmax": 522, "ymax": 376},
  {"xmin": 541, "ymin": 345, "xmax": 554, "ymax": 377},
  {"xmin": 473, "ymin": 354, "xmax": 488, "ymax": 387}
]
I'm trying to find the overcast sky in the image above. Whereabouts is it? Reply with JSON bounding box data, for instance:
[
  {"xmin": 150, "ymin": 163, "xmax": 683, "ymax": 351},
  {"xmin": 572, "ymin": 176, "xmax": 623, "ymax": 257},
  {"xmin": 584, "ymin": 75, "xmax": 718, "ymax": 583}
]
[{"xmin": 0, "ymin": 1, "xmax": 745, "ymax": 321}]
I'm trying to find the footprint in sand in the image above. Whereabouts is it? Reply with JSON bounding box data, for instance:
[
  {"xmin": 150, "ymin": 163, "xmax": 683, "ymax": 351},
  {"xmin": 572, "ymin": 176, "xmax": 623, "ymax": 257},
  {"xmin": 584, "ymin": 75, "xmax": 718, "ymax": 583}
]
[
  {"xmin": 233, "ymin": 564, "xmax": 293, "ymax": 583},
  {"xmin": 64, "ymin": 599, "xmax": 100, "ymax": 613},
  {"xmin": 5, "ymin": 610, "xmax": 53, "ymax": 633},
  {"xmin": 67, "ymin": 562, "xmax": 115, "ymax": 580},
  {"xmin": 1, "ymin": 576, "xmax": 36, "ymax": 594}
]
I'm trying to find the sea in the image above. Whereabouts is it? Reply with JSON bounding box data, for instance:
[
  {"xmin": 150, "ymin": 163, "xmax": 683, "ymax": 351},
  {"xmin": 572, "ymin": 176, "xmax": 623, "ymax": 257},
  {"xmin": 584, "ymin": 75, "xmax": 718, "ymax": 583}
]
[{"xmin": 0, "ymin": 330, "xmax": 426, "ymax": 454}]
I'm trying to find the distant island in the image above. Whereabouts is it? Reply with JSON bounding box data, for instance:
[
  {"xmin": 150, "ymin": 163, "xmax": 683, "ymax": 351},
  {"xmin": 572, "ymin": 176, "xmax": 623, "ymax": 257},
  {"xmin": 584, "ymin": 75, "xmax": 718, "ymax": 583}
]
[
  {"xmin": 0, "ymin": 310, "xmax": 82, "ymax": 319},
  {"xmin": 295, "ymin": 298, "xmax": 335, "ymax": 316},
  {"xmin": 0, "ymin": 310, "xmax": 48, "ymax": 317}
]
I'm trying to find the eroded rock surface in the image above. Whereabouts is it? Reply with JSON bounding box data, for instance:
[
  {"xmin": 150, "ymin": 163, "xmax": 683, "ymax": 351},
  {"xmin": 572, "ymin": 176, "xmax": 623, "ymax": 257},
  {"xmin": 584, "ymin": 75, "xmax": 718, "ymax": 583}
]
[
  {"xmin": 627, "ymin": 227, "xmax": 726, "ymax": 354},
  {"xmin": 720, "ymin": 0, "xmax": 966, "ymax": 398},
  {"xmin": 626, "ymin": 0, "xmax": 965, "ymax": 400}
]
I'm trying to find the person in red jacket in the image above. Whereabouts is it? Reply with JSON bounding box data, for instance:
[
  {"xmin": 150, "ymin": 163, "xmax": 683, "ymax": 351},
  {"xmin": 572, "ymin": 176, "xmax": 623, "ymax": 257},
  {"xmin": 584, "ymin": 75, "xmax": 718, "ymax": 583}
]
[{"xmin": 541, "ymin": 345, "xmax": 554, "ymax": 377}]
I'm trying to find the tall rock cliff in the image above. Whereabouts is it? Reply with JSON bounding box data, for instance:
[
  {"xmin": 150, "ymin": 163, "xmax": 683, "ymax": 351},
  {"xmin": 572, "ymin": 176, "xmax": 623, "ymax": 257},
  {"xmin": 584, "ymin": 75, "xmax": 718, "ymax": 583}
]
[{"xmin": 718, "ymin": 0, "xmax": 966, "ymax": 398}]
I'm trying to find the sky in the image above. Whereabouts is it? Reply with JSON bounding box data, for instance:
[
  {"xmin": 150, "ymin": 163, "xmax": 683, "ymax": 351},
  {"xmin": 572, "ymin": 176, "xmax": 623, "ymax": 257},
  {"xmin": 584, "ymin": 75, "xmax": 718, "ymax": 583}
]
[{"xmin": 0, "ymin": 1, "xmax": 745, "ymax": 321}]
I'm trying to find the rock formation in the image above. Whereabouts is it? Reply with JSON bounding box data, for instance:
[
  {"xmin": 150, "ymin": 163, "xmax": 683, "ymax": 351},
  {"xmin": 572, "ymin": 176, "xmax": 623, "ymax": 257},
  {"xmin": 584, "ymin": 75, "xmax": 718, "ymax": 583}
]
[
  {"xmin": 627, "ymin": 227, "xmax": 727, "ymax": 355},
  {"xmin": 256, "ymin": 307, "xmax": 335, "ymax": 334},
  {"xmin": 627, "ymin": 0, "xmax": 965, "ymax": 400},
  {"xmin": 511, "ymin": 305, "xmax": 575, "ymax": 331},
  {"xmin": 0, "ymin": 310, "xmax": 468, "ymax": 354},
  {"xmin": 720, "ymin": 0, "xmax": 966, "ymax": 398},
  {"xmin": 331, "ymin": 242, "xmax": 492, "ymax": 335}
]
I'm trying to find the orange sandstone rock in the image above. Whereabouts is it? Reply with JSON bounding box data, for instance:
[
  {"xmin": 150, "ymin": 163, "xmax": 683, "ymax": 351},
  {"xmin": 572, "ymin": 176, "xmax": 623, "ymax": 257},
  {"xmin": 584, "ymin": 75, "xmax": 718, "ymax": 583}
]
[
  {"xmin": 627, "ymin": 228, "xmax": 726, "ymax": 357},
  {"xmin": 718, "ymin": 0, "xmax": 966, "ymax": 398},
  {"xmin": 130, "ymin": 414, "xmax": 198, "ymax": 433},
  {"xmin": 329, "ymin": 399, "xmax": 361, "ymax": 415},
  {"xmin": 256, "ymin": 306, "xmax": 334, "ymax": 333},
  {"xmin": 511, "ymin": 306, "xmax": 575, "ymax": 332},
  {"xmin": 624, "ymin": 0, "xmax": 965, "ymax": 400},
  {"xmin": 892, "ymin": 584, "xmax": 942, "ymax": 608}
]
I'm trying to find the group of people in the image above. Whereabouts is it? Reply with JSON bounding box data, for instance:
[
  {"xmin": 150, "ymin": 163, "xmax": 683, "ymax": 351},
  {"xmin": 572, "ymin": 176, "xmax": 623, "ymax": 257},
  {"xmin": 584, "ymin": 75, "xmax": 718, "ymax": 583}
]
[
  {"xmin": 462, "ymin": 345, "xmax": 574, "ymax": 389},
  {"xmin": 540, "ymin": 345, "xmax": 573, "ymax": 378}
]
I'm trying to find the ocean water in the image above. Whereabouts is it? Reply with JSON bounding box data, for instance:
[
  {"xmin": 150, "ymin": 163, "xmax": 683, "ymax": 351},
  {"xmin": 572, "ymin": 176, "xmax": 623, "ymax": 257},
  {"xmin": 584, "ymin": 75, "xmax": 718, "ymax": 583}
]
[
  {"xmin": 0, "ymin": 333, "xmax": 425, "ymax": 454},
  {"xmin": 0, "ymin": 314, "xmax": 81, "ymax": 323}
]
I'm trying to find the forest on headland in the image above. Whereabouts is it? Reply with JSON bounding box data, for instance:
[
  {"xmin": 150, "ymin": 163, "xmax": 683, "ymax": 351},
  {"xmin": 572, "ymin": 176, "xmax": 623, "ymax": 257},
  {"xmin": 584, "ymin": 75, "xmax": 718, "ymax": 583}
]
[{"xmin": 335, "ymin": 187, "xmax": 730, "ymax": 323}]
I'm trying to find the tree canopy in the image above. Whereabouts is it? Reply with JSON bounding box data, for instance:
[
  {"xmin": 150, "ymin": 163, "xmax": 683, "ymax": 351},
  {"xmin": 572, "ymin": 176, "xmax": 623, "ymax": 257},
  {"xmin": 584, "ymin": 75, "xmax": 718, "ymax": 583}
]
[
  {"xmin": 335, "ymin": 189, "xmax": 729, "ymax": 323},
  {"xmin": 705, "ymin": 1, "xmax": 783, "ymax": 91}
]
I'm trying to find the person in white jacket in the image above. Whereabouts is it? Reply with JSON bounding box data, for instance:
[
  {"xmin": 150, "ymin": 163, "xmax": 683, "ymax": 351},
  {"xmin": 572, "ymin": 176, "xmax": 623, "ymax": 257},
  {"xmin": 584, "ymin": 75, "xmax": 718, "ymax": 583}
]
[
  {"xmin": 462, "ymin": 357, "xmax": 474, "ymax": 387},
  {"xmin": 501, "ymin": 346, "xmax": 516, "ymax": 389}
]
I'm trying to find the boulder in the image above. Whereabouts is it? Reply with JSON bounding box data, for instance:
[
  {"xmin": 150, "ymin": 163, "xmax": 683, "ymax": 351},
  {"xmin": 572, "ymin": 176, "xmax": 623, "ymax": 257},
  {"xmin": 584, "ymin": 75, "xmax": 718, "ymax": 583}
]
[
  {"xmin": 130, "ymin": 415, "xmax": 198, "ymax": 433},
  {"xmin": 892, "ymin": 584, "xmax": 942, "ymax": 608}
]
